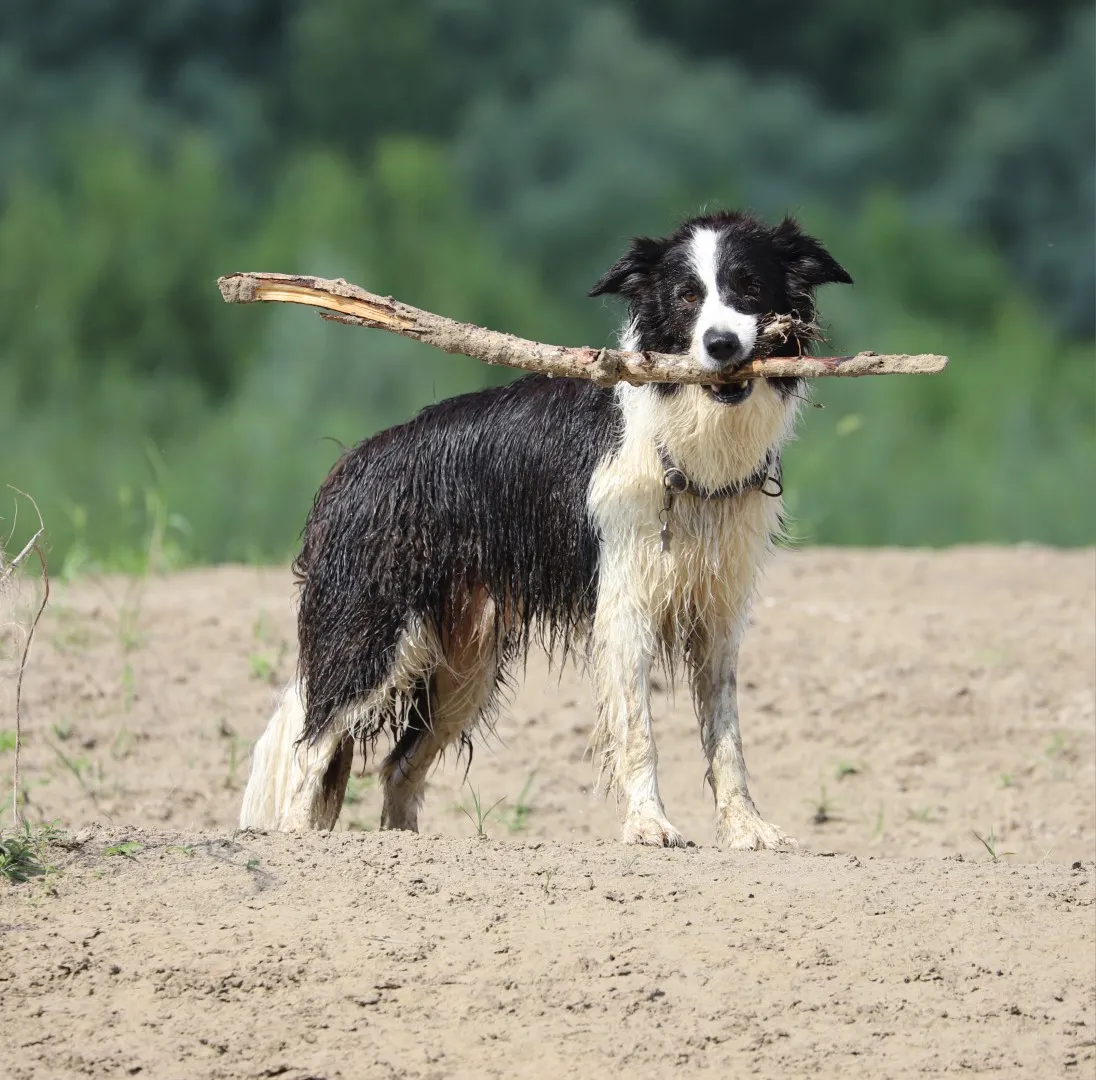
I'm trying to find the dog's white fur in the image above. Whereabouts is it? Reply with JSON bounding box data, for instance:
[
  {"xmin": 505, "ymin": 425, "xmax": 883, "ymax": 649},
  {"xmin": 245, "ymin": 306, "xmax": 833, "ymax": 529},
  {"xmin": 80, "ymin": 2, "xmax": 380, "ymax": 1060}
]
[
  {"xmin": 689, "ymin": 228, "xmax": 759, "ymax": 367},
  {"xmin": 238, "ymin": 681, "xmax": 351, "ymax": 831},
  {"xmin": 584, "ymin": 313, "xmax": 797, "ymax": 846}
]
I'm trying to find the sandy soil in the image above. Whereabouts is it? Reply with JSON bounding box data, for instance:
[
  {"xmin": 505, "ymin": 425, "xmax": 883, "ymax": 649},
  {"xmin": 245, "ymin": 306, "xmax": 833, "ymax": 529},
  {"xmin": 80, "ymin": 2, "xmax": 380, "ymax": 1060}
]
[{"xmin": 1, "ymin": 547, "xmax": 1093, "ymax": 1078}]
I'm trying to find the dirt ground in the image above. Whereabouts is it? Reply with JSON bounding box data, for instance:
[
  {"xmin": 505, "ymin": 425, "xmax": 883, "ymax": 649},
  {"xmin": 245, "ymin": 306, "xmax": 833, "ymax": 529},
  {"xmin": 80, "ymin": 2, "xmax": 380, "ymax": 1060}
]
[{"xmin": 1, "ymin": 547, "xmax": 1093, "ymax": 1078}]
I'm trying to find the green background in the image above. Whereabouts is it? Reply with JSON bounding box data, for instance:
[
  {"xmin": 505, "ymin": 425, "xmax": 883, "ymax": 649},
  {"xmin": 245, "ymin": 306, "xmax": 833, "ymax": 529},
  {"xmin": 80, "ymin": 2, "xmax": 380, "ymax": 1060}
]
[{"xmin": 2, "ymin": 1, "xmax": 1092, "ymax": 572}]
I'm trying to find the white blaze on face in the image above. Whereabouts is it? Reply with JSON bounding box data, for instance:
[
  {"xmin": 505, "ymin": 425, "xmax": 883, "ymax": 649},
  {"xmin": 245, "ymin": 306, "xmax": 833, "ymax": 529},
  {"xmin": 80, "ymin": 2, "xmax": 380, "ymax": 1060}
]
[{"xmin": 688, "ymin": 227, "xmax": 758, "ymax": 368}]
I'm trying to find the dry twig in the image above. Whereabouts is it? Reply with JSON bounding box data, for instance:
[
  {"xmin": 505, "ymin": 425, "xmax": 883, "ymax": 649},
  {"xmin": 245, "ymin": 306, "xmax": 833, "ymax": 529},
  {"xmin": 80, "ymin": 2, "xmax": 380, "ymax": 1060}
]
[
  {"xmin": 2, "ymin": 488, "xmax": 49, "ymax": 826},
  {"xmin": 217, "ymin": 272, "xmax": 948, "ymax": 384}
]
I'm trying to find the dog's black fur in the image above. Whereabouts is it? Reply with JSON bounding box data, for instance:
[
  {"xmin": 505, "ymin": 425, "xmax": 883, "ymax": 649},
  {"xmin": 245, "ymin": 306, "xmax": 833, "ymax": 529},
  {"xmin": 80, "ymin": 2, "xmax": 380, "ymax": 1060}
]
[{"xmin": 295, "ymin": 376, "xmax": 622, "ymax": 746}]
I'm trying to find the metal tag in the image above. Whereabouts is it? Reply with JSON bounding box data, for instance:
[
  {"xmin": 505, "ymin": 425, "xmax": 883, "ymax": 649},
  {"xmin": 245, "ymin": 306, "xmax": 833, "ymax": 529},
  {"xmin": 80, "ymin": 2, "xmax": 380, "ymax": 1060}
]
[{"xmin": 659, "ymin": 487, "xmax": 675, "ymax": 553}]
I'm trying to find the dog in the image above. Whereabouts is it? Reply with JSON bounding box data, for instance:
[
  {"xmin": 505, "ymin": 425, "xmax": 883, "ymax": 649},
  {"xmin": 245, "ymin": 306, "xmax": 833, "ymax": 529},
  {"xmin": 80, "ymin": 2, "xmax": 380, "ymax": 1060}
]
[{"xmin": 239, "ymin": 210, "xmax": 852, "ymax": 848}]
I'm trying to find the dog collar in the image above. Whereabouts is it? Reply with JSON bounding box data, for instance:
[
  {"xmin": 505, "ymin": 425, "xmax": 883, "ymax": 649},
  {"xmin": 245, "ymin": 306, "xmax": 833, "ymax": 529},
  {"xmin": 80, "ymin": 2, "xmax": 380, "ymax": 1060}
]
[{"xmin": 656, "ymin": 446, "xmax": 782, "ymax": 553}]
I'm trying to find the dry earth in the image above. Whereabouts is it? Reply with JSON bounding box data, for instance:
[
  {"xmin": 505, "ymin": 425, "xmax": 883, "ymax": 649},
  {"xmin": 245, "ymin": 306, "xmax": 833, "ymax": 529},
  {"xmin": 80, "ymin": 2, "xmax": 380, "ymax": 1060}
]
[{"xmin": 1, "ymin": 547, "xmax": 1093, "ymax": 1078}]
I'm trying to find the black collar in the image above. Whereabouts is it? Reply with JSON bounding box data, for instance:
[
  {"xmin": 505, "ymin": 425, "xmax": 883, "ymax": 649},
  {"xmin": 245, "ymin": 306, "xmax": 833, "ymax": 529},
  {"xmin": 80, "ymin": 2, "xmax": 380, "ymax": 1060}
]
[{"xmin": 656, "ymin": 445, "xmax": 783, "ymax": 501}]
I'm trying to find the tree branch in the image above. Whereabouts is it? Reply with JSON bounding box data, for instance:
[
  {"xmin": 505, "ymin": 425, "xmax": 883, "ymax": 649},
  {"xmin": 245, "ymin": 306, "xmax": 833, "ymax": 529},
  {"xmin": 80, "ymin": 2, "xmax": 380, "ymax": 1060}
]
[{"xmin": 217, "ymin": 271, "xmax": 948, "ymax": 384}]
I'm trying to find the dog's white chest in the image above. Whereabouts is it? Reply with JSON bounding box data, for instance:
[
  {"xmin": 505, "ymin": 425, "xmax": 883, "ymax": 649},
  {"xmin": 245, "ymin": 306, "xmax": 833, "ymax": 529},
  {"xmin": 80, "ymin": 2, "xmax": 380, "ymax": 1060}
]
[
  {"xmin": 589, "ymin": 451, "xmax": 782, "ymax": 630},
  {"xmin": 587, "ymin": 381, "xmax": 796, "ymax": 636}
]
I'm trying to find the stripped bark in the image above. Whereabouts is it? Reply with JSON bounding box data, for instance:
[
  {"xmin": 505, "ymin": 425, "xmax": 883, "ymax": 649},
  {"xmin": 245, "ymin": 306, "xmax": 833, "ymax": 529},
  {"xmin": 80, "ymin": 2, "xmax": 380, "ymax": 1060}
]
[{"xmin": 217, "ymin": 271, "xmax": 948, "ymax": 385}]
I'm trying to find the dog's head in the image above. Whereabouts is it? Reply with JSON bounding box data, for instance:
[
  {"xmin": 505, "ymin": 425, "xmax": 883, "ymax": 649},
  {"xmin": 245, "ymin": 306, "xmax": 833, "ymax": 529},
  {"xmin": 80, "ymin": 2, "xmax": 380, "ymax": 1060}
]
[{"xmin": 589, "ymin": 212, "xmax": 852, "ymax": 405}]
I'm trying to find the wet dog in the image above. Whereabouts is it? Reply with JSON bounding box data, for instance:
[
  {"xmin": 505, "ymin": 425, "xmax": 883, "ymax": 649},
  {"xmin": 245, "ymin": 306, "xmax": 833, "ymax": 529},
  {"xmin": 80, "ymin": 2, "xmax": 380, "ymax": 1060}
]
[{"xmin": 239, "ymin": 211, "xmax": 851, "ymax": 847}]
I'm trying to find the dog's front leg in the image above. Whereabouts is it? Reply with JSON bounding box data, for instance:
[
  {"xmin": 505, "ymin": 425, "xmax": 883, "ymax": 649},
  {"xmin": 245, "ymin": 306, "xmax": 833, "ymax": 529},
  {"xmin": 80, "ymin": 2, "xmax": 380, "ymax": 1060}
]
[
  {"xmin": 692, "ymin": 623, "xmax": 796, "ymax": 850},
  {"xmin": 591, "ymin": 587, "xmax": 685, "ymax": 848}
]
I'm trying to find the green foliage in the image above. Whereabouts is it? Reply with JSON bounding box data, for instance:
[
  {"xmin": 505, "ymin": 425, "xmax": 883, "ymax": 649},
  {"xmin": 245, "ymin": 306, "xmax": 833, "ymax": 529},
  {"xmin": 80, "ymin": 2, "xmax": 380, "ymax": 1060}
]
[
  {"xmin": 102, "ymin": 841, "xmax": 144, "ymax": 860},
  {"xmin": 0, "ymin": 3, "xmax": 1092, "ymax": 564},
  {"xmin": 0, "ymin": 129, "xmax": 260, "ymax": 405},
  {"xmin": 285, "ymin": 0, "xmax": 458, "ymax": 153},
  {"xmin": 782, "ymin": 197, "xmax": 1095, "ymax": 545},
  {"xmin": 0, "ymin": 833, "xmax": 49, "ymax": 883},
  {"xmin": 0, "ymin": 820, "xmax": 64, "ymax": 885}
]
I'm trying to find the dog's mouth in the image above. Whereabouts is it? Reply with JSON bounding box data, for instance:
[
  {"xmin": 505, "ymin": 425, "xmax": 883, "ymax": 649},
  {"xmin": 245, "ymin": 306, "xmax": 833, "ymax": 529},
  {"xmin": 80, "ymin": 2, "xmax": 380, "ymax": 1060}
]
[{"xmin": 703, "ymin": 379, "xmax": 754, "ymax": 406}]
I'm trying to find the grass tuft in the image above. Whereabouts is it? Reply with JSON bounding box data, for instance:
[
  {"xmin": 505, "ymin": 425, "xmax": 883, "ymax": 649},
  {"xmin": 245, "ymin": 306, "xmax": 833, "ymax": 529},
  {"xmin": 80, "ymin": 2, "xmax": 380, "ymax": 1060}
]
[
  {"xmin": 806, "ymin": 782, "xmax": 840, "ymax": 825},
  {"xmin": 0, "ymin": 820, "xmax": 64, "ymax": 884},
  {"xmin": 459, "ymin": 784, "xmax": 506, "ymax": 839},
  {"xmin": 102, "ymin": 841, "xmax": 143, "ymax": 860},
  {"xmin": 496, "ymin": 772, "xmax": 537, "ymax": 834},
  {"xmin": 972, "ymin": 827, "xmax": 1014, "ymax": 864}
]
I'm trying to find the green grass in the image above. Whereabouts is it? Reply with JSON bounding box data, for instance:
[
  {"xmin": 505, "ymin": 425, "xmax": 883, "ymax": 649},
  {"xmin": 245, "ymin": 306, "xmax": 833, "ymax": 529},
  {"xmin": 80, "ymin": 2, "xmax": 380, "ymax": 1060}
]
[
  {"xmin": 48, "ymin": 741, "xmax": 102, "ymax": 807},
  {"xmin": 120, "ymin": 662, "xmax": 136, "ymax": 711},
  {"xmin": 247, "ymin": 616, "xmax": 289, "ymax": 686},
  {"xmin": 248, "ymin": 653, "xmax": 274, "ymax": 682},
  {"xmin": 535, "ymin": 866, "xmax": 559, "ymax": 897},
  {"xmin": 0, "ymin": 833, "xmax": 49, "ymax": 883},
  {"xmin": 343, "ymin": 773, "xmax": 374, "ymax": 807},
  {"xmin": 459, "ymin": 784, "xmax": 506, "ymax": 839},
  {"xmin": 806, "ymin": 782, "xmax": 840, "ymax": 825},
  {"xmin": 0, "ymin": 821, "xmax": 64, "ymax": 884},
  {"xmin": 496, "ymin": 772, "xmax": 537, "ymax": 834},
  {"xmin": 972, "ymin": 827, "xmax": 1014, "ymax": 864},
  {"xmin": 102, "ymin": 841, "xmax": 143, "ymax": 860},
  {"xmin": 222, "ymin": 738, "xmax": 244, "ymax": 791}
]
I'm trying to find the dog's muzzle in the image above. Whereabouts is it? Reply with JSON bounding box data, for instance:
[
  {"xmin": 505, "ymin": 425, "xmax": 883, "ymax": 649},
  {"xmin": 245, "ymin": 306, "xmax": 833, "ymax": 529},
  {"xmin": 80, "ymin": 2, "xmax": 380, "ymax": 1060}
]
[{"xmin": 701, "ymin": 330, "xmax": 753, "ymax": 405}]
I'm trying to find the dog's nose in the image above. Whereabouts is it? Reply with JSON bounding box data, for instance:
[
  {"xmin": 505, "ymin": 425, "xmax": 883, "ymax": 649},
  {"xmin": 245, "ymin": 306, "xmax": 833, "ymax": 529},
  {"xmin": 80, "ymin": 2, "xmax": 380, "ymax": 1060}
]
[{"xmin": 702, "ymin": 329, "xmax": 743, "ymax": 366}]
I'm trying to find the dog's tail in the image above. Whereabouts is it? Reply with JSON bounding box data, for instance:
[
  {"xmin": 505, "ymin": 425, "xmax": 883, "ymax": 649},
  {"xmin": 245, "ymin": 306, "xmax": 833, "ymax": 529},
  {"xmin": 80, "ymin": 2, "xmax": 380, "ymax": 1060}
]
[{"xmin": 238, "ymin": 679, "xmax": 353, "ymax": 831}]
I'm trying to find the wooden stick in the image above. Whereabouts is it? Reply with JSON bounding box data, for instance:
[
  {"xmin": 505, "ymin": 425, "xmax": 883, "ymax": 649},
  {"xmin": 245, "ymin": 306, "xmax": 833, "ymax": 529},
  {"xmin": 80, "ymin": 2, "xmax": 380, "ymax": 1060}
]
[{"xmin": 217, "ymin": 271, "xmax": 948, "ymax": 385}]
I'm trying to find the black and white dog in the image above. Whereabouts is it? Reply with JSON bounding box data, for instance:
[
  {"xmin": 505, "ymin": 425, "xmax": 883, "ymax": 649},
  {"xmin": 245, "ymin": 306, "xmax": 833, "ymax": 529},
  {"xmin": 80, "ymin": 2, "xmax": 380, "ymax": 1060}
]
[{"xmin": 240, "ymin": 211, "xmax": 852, "ymax": 848}]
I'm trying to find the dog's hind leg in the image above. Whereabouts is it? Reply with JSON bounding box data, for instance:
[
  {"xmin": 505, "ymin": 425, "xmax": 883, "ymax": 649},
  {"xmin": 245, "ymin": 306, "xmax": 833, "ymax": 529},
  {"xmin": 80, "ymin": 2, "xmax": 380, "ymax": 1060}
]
[
  {"xmin": 239, "ymin": 680, "xmax": 354, "ymax": 831},
  {"xmin": 380, "ymin": 592, "xmax": 500, "ymax": 833},
  {"xmin": 691, "ymin": 621, "xmax": 796, "ymax": 850}
]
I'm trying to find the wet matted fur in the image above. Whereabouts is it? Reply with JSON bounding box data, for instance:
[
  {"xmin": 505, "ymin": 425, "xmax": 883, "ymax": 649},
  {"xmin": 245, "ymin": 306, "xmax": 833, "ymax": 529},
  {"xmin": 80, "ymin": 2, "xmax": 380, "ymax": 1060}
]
[{"xmin": 239, "ymin": 210, "xmax": 852, "ymax": 847}]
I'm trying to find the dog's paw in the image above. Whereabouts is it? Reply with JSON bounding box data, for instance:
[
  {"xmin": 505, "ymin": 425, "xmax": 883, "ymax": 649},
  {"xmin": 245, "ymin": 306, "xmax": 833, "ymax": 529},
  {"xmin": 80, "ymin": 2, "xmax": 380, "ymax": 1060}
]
[
  {"xmin": 622, "ymin": 807, "xmax": 687, "ymax": 848},
  {"xmin": 717, "ymin": 809, "xmax": 797, "ymax": 851}
]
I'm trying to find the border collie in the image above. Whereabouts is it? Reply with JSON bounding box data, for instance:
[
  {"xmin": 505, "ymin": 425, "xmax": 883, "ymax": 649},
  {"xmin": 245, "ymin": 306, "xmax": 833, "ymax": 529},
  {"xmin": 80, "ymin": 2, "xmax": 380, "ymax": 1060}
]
[{"xmin": 239, "ymin": 211, "xmax": 852, "ymax": 848}]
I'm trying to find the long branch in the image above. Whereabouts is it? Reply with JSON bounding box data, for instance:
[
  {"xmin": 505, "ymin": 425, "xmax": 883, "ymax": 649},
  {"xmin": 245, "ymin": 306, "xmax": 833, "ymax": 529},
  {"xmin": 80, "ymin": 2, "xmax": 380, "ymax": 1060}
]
[{"xmin": 217, "ymin": 272, "xmax": 948, "ymax": 385}]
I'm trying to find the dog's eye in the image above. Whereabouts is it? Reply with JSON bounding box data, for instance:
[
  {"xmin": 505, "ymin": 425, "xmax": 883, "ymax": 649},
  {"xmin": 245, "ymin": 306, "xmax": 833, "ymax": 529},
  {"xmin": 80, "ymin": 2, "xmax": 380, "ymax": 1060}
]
[
  {"xmin": 733, "ymin": 272, "xmax": 760, "ymax": 298},
  {"xmin": 679, "ymin": 288, "xmax": 699, "ymax": 305}
]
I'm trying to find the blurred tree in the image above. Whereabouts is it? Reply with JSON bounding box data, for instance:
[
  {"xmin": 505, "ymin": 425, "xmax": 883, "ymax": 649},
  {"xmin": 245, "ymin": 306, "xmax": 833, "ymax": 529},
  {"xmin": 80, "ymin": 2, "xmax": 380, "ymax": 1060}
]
[
  {"xmin": 0, "ymin": 130, "xmax": 253, "ymax": 409},
  {"xmin": 626, "ymin": 0, "xmax": 1084, "ymax": 108},
  {"xmin": 916, "ymin": 9, "xmax": 1095, "ymax": 336},
  {"xmin": 784, "ymin": 199, "xmax": 1095, "ymax": 546},
  {"xmin": 452, "ymin": 6, "xmax": 874, "ymax": 314},
  {"xmin": 0, "ymin": 0, "xmax": 289, "ymax": 195},
  {"xmin": 283, "ymin": 0, "xmax": 452, "ymax": 155},
  {"xmin": 0, "ymin": 0, "xmax": 288, "ymax": 69},
  {"xmin": 876, "ymin": 8, "xmax": 1095, "ymax": 335},
  {"xmin": 0, "ymin": 0, "xmax": 1092, "ymax": 562},
  {"xmin": 454, "ymin": 3, "xmax": 1093, "ymax": 336},
  {"xmin": 280, "ymin": 0, "xmax": 597, "ymax": 154}
]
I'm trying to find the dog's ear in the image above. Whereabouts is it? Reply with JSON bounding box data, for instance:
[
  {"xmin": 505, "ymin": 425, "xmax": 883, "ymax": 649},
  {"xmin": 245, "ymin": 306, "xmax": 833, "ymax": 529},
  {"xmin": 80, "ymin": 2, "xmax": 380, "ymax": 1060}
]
[
  {"xmin": 772, "ymin": 217, "xmax": 853, "ymax": 289},
  {"xmin": 588, "ymin": 236, "xmax": 669, "ymax": 298}
]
